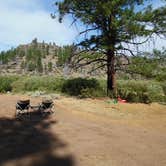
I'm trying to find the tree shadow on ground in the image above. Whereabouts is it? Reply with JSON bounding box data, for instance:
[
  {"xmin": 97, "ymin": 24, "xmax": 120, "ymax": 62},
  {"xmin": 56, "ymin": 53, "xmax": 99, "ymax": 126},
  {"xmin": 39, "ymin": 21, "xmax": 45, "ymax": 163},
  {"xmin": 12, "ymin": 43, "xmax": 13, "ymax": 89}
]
[{"xmin": 0, "ymin": 112, "xmax": 75, "ymax": 166}]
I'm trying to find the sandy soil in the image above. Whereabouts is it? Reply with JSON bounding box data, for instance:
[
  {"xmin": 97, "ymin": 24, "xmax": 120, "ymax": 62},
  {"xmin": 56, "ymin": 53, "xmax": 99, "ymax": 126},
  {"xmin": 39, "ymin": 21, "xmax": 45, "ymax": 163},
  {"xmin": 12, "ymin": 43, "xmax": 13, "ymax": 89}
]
[{"xmin": 0, "ymin": 94, "xmax": 166, "ymax": 166}]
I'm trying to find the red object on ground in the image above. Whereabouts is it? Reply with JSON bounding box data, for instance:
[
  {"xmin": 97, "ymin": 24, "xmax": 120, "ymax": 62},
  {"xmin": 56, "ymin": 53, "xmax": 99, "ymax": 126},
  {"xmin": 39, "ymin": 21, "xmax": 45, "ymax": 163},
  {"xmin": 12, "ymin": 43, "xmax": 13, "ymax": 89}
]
[{"xmin": 118, "ymin": 97, "xmax": 127, "ymax": 103}]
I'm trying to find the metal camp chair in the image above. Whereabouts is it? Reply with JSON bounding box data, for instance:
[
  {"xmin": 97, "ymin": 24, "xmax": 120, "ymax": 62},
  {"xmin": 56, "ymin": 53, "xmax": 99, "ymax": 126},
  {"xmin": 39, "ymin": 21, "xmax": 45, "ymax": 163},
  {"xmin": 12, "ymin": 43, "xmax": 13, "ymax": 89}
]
[
  {"xmin": 39, "ymin": 100, "xmax": 54, "ymax": 115},
  {"xmin": 16, "ymin": 100, "xmax": 30, "ymax": 117}
]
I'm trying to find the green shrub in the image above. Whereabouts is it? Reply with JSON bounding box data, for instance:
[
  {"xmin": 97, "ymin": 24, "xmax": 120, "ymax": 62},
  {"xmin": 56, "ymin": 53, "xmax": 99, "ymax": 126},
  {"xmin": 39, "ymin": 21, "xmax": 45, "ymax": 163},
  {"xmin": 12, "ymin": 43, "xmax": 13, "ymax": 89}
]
[
  {"xmin": 161, "ymin": 82, "xmax": 166, "ymax": 96},
  {"xmin": 1, "ymin": 75, "xmax": 165, "ymax": 103},
  {"xmin": 27, "ymin": 62, "xmax": 36, "ymax": 71},
  {"xmin": 155, "ymin": 72, "xmax": 166, "ymax": 82},
  {"xmin": 11, "ymin": 79, "xmax": 26, "ymax": 92},
  {"xmin": 62, "ymin": 78, "xmax": 102, "ymax": 96},
  {"xmin": 12, "ymin": 76, "xmax": 105, "ymax": 97},
  {"xmin": 117, "ymin": 80, "xmax": 165, "ymax": 103},
  {"xmin": 0, "ymin": 76, "xmax": 19, "ymax": 92},
  {"xmin": 12, "ymin": 76, "xmax": 64, "ymax": 92},
  {"xmin": 45, "ymin": 77, "xmax": 65, "ymax": 92},
  {"xmin": 80, "ymin": 88, "xmax": 106, "ymax": 98},
  {"xmin": 147, "ymin": 83, "xmax": 165, "ymax": 102}
]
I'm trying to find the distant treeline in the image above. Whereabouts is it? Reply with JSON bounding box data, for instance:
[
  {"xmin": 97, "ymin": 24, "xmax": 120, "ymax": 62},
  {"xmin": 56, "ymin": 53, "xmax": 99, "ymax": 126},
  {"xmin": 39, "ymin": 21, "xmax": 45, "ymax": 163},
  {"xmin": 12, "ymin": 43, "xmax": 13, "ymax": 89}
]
[
  {"xmin": 0, "ymin": 38, "xmax": 76, "ymax": 73},
  {"xmin": 0, "ymin": 39, "xmax": 166, "ymax": 81}
]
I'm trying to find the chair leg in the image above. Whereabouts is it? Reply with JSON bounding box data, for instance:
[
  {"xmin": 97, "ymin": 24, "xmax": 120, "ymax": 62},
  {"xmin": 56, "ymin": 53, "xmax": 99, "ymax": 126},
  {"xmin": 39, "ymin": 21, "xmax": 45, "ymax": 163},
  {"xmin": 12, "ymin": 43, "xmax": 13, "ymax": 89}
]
[
  {"xmin": 51, "ymin": 105, "xmax": 55, "ymax": 114},
  {"xmin": 49, "ymin": 109, "xmax": 54, "ymax": 114},
  {"xmin": 15, "ymin": 109, "xmax": 18, "ymax": 117},
  {"xmin": 41, "ymin": 111, "xmax": 47, "ymax": 117},
  {"xmin": 25, "ymin": 109, "xmax": 29, "ymax": 118},
  {"xmin": 15, "ymin": 109, "xmax": 21, "ymax": 119},
  {"xmin": 15, "ymin": 109, "xmax": 31, "ymax": 119}
]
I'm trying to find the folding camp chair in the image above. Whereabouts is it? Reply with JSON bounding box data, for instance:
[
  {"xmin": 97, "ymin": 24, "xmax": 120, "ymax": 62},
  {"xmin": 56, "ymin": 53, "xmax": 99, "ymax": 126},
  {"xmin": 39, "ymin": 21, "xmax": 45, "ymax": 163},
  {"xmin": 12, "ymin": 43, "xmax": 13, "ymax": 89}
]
[
  {"xmin": 15, "ymin": 100, "xmax": 30, "ymax": 117},
  {"xmin": 39, "ymin": 100, "xmax": 54, "ymax": 115}
]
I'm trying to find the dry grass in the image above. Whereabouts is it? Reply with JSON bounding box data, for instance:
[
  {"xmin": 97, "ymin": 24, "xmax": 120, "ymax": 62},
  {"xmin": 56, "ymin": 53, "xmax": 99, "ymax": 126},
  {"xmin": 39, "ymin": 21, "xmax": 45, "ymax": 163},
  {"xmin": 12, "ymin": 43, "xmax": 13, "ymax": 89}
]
[{"xmin": 0, "ymin": 94, "xmax": 166, "ymax": 166}]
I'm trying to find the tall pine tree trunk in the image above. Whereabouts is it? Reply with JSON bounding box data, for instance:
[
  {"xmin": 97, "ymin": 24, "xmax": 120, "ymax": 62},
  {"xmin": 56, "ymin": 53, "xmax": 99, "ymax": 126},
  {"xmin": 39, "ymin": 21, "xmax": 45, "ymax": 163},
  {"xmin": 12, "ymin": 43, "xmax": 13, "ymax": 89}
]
[{"xmin": 107, "ymin": 49, "xmax": 116, "ymax": 96}]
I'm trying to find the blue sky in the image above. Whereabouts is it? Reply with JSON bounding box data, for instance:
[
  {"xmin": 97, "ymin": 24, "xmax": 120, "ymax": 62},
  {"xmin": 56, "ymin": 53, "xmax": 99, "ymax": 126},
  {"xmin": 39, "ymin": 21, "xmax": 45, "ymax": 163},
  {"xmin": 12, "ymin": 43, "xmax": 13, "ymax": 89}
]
[
  {"xmin": 0, "ymin": 0, "xmax": 78, "ymax": 51},
  {"xmin": 0, "ymin": 0, "xmax": 165, "ymax": 52}
]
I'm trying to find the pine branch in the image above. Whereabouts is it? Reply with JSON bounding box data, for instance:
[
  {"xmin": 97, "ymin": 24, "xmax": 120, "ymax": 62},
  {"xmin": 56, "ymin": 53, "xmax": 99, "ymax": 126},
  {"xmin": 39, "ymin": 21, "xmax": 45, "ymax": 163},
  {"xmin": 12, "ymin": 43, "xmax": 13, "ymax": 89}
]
[
  {"xmin": 73, "ymin": 58, "xmax": 107, "ymax": 69},
  {"xmin": 79, "ymin": 27, "xmax": 99, "ymax": 35},
  {"xmin": 88, "ymin": 64, "xmax": 106, "ymax": 74}
]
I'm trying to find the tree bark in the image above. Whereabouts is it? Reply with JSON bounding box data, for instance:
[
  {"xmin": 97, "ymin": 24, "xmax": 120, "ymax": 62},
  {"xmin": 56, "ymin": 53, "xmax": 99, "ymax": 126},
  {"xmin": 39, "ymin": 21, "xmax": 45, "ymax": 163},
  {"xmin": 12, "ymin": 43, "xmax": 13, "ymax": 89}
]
[{"xmin": 107, "ymin": 49, "xmax": 116, "ymax": 96}]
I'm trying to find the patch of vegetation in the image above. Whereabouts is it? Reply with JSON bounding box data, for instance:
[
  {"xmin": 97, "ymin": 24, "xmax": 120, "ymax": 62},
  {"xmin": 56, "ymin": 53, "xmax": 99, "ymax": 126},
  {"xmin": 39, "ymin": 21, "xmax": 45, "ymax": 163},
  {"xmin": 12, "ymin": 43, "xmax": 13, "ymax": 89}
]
[
  {"xmin": 0, "ymin": 76, "xmax": 19, "ymax": 92},
  {"xmin": 62, "ymin": 77, "xmax": 106, "ymax": 97},
  {"xmin": 0, "ymin": 48, "xmax": 17, "ymax": 64},
  {"xmin": 12, "ymin": 76, "xmax": 64, "ymax": 92},
  {"xmin": 0, "ymin": 75, "xmax": 165, "ymax": 103},
  {"xmin": 48, "ymin": 62, "xmax": 53, "ymax": 72},
  {"xmin": 117, "ymin": 80, "xmax": 165, "ymax": 103},
  {"xmin": 127, "ymin": 48, "xmax": 166, "ymax": 81},
  {"xmin": 56, "ymin": 45, "xmax": 76, "ymax": 66}
]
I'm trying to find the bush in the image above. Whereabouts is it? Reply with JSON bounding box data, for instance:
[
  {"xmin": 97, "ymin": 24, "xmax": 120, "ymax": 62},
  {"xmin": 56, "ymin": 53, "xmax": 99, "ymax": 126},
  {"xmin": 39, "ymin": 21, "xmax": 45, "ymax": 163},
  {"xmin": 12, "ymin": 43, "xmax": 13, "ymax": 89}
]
[
  {"xmin": 160, "ymin": 82, "xmax": 166, "ymax": 102},
  {"xmin": 80, "ymin": 88, "xmax": 106, "ymax": 98},
  {"xmin": 117, "ymin": 80, "xmax": 165, "ymax": 103},
  {"xmin": 0, "ymin": 76, "xmax": 19, "ymax": 92},
  {"xmin": 161, "ymin": 82, "xmax": 166, "ymax": 96},
  {"xmin": 0, "ymin": 75, "xmax": 165, "ymax": 103},
  {"xmin": 12, "ymin": 76, "xmax": 64, "ymax": 92},
  {"xmin": 62, "ymin": 78, "xmax": 103, "ymax": 97},
  {"xmin": 12, "ymin": 76, "xmax": 106, "ymax": 97}
]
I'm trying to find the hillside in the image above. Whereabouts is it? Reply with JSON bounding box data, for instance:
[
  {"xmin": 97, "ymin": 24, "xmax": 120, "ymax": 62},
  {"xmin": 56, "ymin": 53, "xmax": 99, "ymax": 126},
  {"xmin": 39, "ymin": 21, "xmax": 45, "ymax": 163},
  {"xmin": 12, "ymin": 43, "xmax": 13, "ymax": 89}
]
[
  {"xmin": 0, "ymin": 39, "xmax": 165, "ymax": 82},
  {"xmin": 0, "ymin": 39, "xmax": 64, "ymax": 75},
  {"xmin": 0, "ymin": 39, "xmax": 104, "ymax": 77}
]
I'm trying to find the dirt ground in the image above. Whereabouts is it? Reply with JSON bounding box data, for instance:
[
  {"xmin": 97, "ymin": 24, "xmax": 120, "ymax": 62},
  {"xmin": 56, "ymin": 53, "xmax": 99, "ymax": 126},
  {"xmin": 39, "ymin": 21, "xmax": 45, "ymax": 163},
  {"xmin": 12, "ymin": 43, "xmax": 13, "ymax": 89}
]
[{"xmin": 0, "ymin": 94, "xmax": 166, "ymax": 166}]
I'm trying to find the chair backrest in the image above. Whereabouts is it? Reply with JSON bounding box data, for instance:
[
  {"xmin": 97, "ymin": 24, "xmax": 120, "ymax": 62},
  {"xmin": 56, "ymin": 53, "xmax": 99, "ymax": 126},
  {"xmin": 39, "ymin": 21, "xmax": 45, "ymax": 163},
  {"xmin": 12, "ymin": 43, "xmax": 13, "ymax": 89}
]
[
  {"xmin": 16, "ymin": 100, "xmax": 30, "ymax": 110},
  {"xmin": 42, "ymin": 100, "xmax": 53, "ymax": 109}
]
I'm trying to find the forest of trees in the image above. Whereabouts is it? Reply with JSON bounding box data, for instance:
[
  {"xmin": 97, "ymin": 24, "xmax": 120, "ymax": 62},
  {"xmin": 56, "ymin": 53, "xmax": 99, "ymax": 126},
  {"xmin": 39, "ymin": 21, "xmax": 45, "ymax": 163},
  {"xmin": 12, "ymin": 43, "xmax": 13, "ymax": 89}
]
[
  {"xmin": 0, "ymin": 38, "xmax": 165, "ymax": 85},
  {"xmin": 0, "ymin": 48, "xmax": 17, "ymax": 64},
  {"xmin": 0, "ymin": 39, "xmax": 77, "ymax": 74}
]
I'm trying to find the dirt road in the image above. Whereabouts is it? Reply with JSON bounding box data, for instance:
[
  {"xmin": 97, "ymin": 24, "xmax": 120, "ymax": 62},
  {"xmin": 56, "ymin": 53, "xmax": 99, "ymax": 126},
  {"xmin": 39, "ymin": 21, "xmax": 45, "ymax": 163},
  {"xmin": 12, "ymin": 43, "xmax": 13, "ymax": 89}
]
[{"xmin": 0, "ymin": 94, "xmax": 166, "ymax": 166}]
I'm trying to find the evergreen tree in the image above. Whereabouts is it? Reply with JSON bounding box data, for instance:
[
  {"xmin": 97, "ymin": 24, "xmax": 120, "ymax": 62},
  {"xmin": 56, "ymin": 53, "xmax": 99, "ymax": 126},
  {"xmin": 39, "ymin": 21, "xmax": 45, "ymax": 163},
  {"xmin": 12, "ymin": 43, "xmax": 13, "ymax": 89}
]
[
  {"xmin": 48, "ymin": 62, "xmax": 53, "ymax": 72},
  {"xmin": 0, "ymin": 48, "xmax": 17, "ymax": 64},
  {"xmin": 127, "ymin": 48, "xmax": 166, "ymax": 81},
  {"xmin": 57, "ymin": 45, "xmax": 76, "ymax": 66},
  {"xmin": 20, "ymin": 61, "xmax": 25, "ymax": 69},
  {"xmin": 54, "ymin": 0, "xmax": 166, "ymax": 94},
  {"xmin": 27, "ymin": 62, "xmax": 36, "ymax": 71},
  {"xmin": 42, "ymin": 40, "xmax": 46, "ymax": 57},
  {"xmin": 32, "ymin": 38, "xmax": 38, "ymax": 48},
  {"xmin": 18, "ymin": 50, "xmax": 25, "ymax": 57},
  {"xmin": 44, "ymin": 63, "xmax": 48, "ymax": 74},
  {"xmin": 46, "ymin": 45, "xmax": 49, "ymax": 55},
  {"xmin": 0, "ymin": 51, "xmax": 5, "ymax": 64},
  {"xmin": 37, "ymin": 56, "xmax": 43, "ymax": 73}
]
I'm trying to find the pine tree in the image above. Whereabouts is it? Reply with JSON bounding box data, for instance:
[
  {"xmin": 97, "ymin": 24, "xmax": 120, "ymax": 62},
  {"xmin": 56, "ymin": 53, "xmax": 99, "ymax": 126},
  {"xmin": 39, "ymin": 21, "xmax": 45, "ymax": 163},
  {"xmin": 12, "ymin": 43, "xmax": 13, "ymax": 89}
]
[
  {"xmin": 37, "ymin": 56, "xmax": 43, "ymax": 73},
  {"xmin": 48, "ymin": 62, "xmax": 53, "ymax": 72},
  {"xmin": 46, "ymin": 45, "xmax": 49, "ymax": 55},
  {"xmin": 54, "ymin": 0, "xmax": 166, "ymax": 94}
]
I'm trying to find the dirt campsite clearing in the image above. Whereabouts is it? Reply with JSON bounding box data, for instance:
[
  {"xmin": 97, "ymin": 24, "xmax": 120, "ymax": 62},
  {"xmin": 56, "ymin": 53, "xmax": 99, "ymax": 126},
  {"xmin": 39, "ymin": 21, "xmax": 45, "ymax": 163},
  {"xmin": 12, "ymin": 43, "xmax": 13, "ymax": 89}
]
[{"xmin": 0, "ymin": 94, "xmax": 166, "ymax": 166}]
